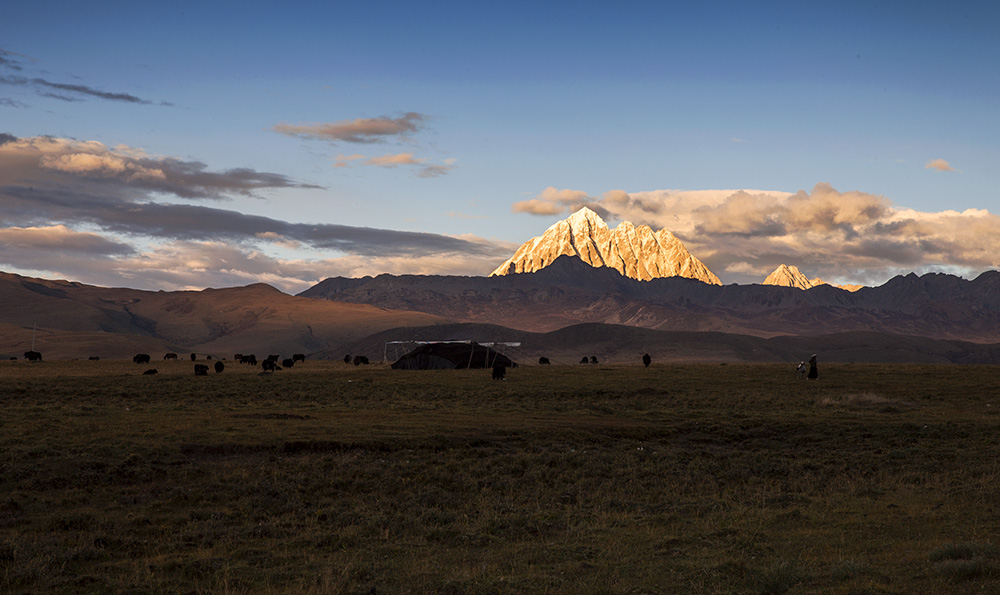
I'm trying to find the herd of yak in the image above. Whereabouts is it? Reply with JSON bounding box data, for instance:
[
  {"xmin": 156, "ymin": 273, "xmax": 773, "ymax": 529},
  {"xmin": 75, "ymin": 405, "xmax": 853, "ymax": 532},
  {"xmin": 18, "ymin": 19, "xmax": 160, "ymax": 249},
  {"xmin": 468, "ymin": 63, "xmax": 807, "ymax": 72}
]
[{"xmin": 16, "ymin": 350, "xmax": 655, "ymax": 376}]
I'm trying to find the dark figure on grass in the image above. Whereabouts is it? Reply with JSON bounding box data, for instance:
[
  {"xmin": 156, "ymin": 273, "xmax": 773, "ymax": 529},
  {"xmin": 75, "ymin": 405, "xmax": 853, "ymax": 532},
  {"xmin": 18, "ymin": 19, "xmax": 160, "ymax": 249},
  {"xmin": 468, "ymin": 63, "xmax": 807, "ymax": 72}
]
[
  {"xmin": 642, "ymin": 353, "xmax": 651, "ymax": 368},
  {"xmin": 492, "ymin": 364, "xmax": 507, "ymax": 380},
  {"xmin": 807, "ymin": 354, "xmax": 818, "ymax": 380}
]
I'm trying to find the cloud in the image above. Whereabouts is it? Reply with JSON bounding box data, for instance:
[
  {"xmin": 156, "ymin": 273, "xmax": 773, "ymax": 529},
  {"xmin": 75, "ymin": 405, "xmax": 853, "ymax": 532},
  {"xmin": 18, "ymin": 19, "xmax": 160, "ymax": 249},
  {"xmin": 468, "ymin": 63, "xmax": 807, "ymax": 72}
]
[
  {"xmin": 0, "ymin": 74, "xmax": 168, "ymax": 106},
  {"xmin": 333, "ymin": 151, "xmax": 456, "ymax": 177},
  {"xmin": 512, "ymin": 183, "xmax": 1000, "ymax": 286},
  {"xmin": 512, "ymin": 186, "xmax": 599, "ymax": 216},
  {"xmin": 0, "ymin": 134, "xmax": 509, "ymax": 290},
  {"xmin": 366, "ymin": 152, "xmax": 423, "ymax": 167},
  {"xmin": 2, "ymin": 135, "xmax": 321, "ymax": 200},
  {"xmin": 273, "ymin": 112, "xmax": 426, "ymax": 144},
  {"xmin": 925, "ymin": 158, "xmax": 956, "ymax": 172},
  {"xmin": 332, "ymin": 153, "xmax": 365, "ymax": 168}
]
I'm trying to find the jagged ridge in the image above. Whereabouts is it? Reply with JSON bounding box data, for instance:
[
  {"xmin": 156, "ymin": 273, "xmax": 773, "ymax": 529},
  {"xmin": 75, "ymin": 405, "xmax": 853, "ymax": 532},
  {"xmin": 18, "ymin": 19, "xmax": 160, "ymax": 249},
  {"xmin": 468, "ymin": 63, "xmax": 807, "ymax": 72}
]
[{"xmin": 491, "ymin": 207, "xmax": 721, "ymax": 285}]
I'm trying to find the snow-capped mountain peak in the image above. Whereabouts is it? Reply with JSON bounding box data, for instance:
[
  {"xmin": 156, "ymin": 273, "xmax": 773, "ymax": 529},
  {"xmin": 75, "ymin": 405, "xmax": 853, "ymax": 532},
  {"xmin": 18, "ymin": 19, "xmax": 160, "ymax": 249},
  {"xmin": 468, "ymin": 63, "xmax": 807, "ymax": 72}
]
[{"xmin": 490, "ymin": 208, "xmax": 721, "ymax": 284}]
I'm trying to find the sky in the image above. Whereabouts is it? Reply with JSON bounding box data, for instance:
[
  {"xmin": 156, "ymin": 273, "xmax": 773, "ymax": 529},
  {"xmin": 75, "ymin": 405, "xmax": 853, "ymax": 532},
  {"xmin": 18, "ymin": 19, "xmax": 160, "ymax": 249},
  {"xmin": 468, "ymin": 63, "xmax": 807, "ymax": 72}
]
[{"xmin": 1, "ymin": 0, "xmax": 998, "ymax": 292}]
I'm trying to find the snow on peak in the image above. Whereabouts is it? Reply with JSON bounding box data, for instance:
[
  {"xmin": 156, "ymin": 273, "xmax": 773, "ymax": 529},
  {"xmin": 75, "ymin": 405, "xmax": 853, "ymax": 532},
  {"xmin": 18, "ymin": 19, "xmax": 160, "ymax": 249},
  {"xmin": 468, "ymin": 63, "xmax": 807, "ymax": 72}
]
[{"xmin": 491, "ymin": 208, "xmax": 721, "ymax": 284}]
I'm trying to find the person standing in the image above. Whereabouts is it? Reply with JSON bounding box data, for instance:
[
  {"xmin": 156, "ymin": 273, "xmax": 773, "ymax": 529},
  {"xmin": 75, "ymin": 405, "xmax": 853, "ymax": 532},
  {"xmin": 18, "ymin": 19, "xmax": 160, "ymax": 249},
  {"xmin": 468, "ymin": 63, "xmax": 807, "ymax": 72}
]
[{"xmin": 807, "ymin": 354, "xmax": 818, "ymax": 379}]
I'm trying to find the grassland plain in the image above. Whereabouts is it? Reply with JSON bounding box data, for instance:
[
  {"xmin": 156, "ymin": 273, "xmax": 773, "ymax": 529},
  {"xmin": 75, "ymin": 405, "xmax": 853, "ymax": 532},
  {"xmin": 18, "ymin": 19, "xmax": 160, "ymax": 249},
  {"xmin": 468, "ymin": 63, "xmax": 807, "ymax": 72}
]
[{"xmin": 1, "ymin": 359, "xmax": 999, "ymax": 594}]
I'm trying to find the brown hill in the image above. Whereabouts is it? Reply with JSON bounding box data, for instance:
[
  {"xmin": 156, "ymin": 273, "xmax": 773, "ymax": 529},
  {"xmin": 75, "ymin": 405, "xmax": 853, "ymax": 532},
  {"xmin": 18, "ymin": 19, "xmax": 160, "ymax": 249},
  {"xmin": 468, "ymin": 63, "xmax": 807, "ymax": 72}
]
[
  {"xmin": 0, "ymin": 272, "xmax": 448, "ymax": 360},
  {"xmin": 301, "ymin": 255, "xmax": 1000, "ymax": 343}
]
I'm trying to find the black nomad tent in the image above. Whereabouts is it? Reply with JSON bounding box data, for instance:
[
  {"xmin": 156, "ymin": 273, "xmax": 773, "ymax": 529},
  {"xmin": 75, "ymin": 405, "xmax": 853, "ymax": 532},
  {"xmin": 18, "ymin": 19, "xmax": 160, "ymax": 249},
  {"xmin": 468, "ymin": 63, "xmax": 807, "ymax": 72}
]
[{"xmin": 390, "ymin": 341, "xmax": 516, "ymax": 370}]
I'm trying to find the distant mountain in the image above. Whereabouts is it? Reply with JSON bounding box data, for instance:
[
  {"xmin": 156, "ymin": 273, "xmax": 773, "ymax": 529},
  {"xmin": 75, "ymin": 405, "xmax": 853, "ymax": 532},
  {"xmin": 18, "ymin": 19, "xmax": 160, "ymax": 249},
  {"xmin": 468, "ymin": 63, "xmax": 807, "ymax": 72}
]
[
  {"xmin": 301, "ymin": 255, "xmax": 1000, "ymax": 344},
  {"xmin": 0, "ymin": 272, "xmax": 447, "ymax": 359},
  {"xmin": 490, "ymin": 207, "xmax": 721, "ymax": 285},
  {"xmin": 762, "ymin": 264, "xmax": 863, "ymax": 292},
  {"xmin": 763, "ymin": 264, "xmax": 823, "ymax": 290}
]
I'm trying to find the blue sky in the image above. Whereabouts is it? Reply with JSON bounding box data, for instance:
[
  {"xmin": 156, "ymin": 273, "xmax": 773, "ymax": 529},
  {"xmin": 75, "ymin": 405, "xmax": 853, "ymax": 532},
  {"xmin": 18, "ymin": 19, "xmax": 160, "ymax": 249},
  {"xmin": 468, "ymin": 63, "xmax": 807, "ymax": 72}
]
[{"xmin": 1, "ymin": 0, "xmax": 998, "ymax": 291}]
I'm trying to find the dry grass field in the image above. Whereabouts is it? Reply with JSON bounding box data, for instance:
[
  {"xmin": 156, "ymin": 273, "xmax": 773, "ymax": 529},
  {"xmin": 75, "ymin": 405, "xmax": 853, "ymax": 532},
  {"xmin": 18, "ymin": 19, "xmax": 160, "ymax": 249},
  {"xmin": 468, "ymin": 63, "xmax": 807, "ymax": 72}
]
[{"xmin": 1, "ymin": 358, "xmax": 999, "ymax": 593}]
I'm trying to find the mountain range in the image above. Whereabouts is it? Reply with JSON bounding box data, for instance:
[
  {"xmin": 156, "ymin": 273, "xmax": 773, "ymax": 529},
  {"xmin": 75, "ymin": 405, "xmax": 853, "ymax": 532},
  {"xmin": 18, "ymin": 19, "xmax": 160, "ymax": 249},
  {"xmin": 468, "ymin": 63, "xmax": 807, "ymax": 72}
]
[
  {"xmin": 1, "ymin": 208, "xmax": 998, "ymax": 364},
  {"xmin": 2, "ymin": 261, "xmax": 999, "ymax": 363}
]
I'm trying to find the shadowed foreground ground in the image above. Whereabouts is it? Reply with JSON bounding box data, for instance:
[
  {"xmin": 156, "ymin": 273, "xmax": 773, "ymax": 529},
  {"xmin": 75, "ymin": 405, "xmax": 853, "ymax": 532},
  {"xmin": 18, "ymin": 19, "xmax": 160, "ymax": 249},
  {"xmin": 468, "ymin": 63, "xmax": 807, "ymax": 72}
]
[{"xmin": 1, "ymin": 360, "xmax": 998, "ymax": 593}]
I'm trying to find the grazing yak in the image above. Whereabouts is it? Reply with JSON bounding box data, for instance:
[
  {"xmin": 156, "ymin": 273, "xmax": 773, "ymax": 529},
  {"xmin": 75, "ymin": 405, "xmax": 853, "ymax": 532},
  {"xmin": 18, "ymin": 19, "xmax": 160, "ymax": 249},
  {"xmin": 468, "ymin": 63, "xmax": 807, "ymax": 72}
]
[
  {"xmin": 214, "ymin": 361, "xmax": 225, "ymax": 373},
  {"xmin": 492, "ymin": 364, "xmax": 507, "ymax": 380},
  {"xmin": 292, "ymin": 353, "xmax": 305, "ymax": 363},
  {"xmin": 538, "ymin": 357, "xmax": 550, "ymax": 365},
  {"xmin": 23, "ymin": 350, "xmax": 42, "ymax": 361},
  {"xmin": 194, "ymin": 364, "xmax": 209, "ymax": 376},
  {"xmin": 142, "ymin": 368, "xmax": 158, "ymax": 375},
  {"xmin": 239, "ymin": 354, "xmax": 257, "ymax": 366},
  {"xmin": 190, "ymin": 353, "xmax": 197, "ymax": 361},
  {"xmin": 88, "ymin": 356, "xmax": 100, "ymax": 361},
  {"xmin": 282, "ymin": 358, "xmax": 295, "ymax": 368},
  {"xmin": 579, "ymin": 356, "xmax": 589, "ymax": 364},
  {"xmin": 266, "ymin": 354, "xmax": 280, "ymax": 363},
  {"xmin": 590, "ymin": 356, "xmax": 599, "ymax": 364},
  {"xmin": 343, "ymin": 354, "xmax": 351, "ymax": 364},
  {"xmin": 261, "ymin": 359, "xmax": 281, "ymax": 373},
  {"xmin": 353, "ymin": 355, "xmax": 369, "ymax": 366},
  {"xmin": 133, "ymin": 353, "xmax": 151, "ymax": 364},
  {"xmin": 642, "ymin": 353, "xmax": 651, "ymax": 367},
  {"xmin": 163, "ymin": 352, "xmax": 178, "ymax": 360}
]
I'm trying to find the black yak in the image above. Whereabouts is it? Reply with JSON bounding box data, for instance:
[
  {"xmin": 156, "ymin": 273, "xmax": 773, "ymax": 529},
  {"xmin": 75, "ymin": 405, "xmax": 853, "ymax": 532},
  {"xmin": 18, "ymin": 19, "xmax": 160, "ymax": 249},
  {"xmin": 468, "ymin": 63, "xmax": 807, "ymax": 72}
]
[
  {"xmin": 163, "ymin": 352, "xmax": 178, "ymax": 360},
  {"xmin": 642, "ymin": 353, "xmax": 651, "ymax": 367},
  {"xmin": 142, "ymin": 368, "xmax": 158, "ymax": 375},
  {"xmin": 24, "ymin": 350, "xmax": 42, "ymax": 361},
  {"xmin": 492, "ymin": 364, "xmax": 507, "ymax": 380},
  {"xmin": 292, "ymin": 353, "xmax": 305, "ymax": 363},
  {"xmin": 538, "ymin": 357, "xmax": 550, "ymax": 365},
  {"xmin": 194, "ymin": 364, "xmax": 209, "ymax": 376},
  {"xmin": 214, "ymin": 361, "xmax": 225, "ymax": 373},
  {"xmin": 133, "ymin": 353, "xmax": 151, "ymax": 364}
]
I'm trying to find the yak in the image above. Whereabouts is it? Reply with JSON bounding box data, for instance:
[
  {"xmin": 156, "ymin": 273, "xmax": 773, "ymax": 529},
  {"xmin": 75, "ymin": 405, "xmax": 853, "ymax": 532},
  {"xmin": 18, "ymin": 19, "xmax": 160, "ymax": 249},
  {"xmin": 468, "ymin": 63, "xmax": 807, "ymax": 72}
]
[
  {"xmin": 24, "ymin": 350, "xmax": 42, "ymax": 361},
  {"xmin": 133, "ymin": 353, "xmax": 151, "ymax": 364},
  {"xmin": 261, "ymin": 359, "xmax": 281, "ymax": 373},
  {"xmin": 142, "ymin": 368, "xmax": 158, "ymax": 375},
  {"xmin": 282, "ymin": 358, "xmax": 295, "ymax": 368},
  {"xmin": 163, "ymin": 352, "xmax": 178, "ymax": 360},
  {"xmin": 214, "ymin": 361, "xmax": 225, "ymax": 373},
  {"xmin": 292, "ymin": 353, "xmax": 305, "ymax": 363},
  {"xmin": 194, "ymin": 364, "xmax": 209, "ymax": 376},
  {"xmin": 642, "ymin": 353, "xmax": 651, "ymax": 367},
  {"xmin": 538, "ymin": 357, "xmax": 550, "ymax": 365}
]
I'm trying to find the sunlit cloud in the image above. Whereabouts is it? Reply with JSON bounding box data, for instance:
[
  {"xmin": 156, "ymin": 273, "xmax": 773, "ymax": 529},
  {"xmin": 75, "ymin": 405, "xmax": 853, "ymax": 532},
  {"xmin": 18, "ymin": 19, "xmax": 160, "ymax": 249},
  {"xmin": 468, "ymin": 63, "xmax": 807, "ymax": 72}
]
[
  {"xmin": 925, "ymin": 158, "xmax": 956, "ymax": 172},
  {"xmin": 0, "ymin": 134, "xmax": 509, "ymax": 290},
  {"xmin": 273, "ymin": 112, "xmax": 426, "ymax": 144},
  {"xmin": 512, "ymin": 186, "xmax": 599, "ymax": 215},
  {"xmin": 512, "ymin": 183, "xmax": 1000, "ymax": 286}
]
